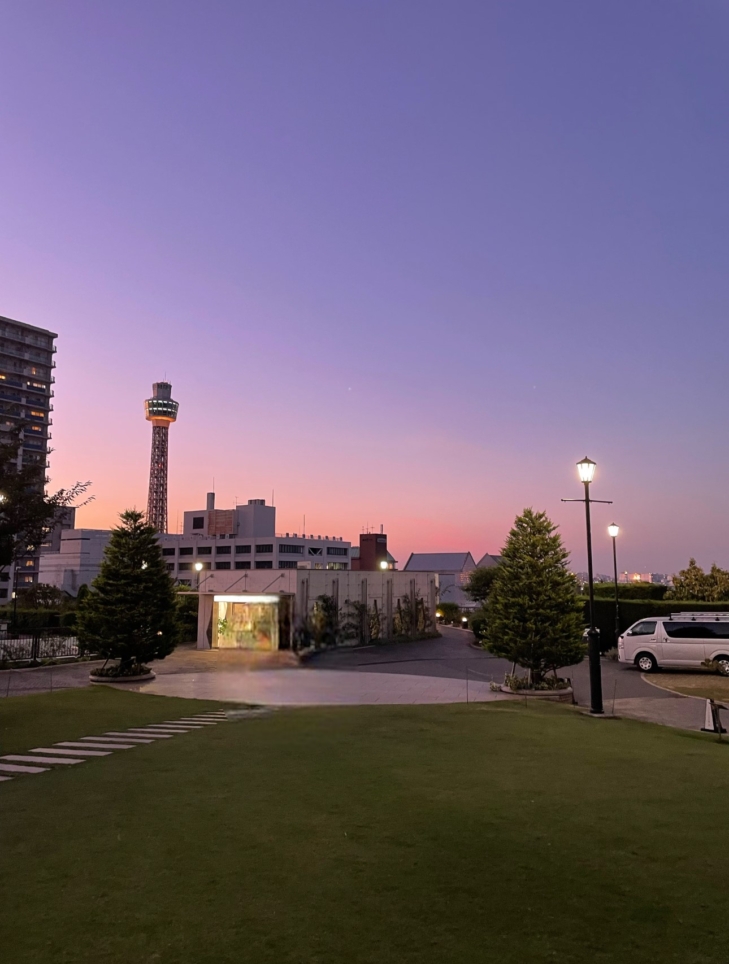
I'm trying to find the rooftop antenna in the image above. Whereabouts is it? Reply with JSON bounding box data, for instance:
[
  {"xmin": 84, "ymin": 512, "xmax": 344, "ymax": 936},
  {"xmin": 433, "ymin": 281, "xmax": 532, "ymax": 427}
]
[{"xmin": 303, "ymin": 514, "xmax": 305, "ymax": 537}]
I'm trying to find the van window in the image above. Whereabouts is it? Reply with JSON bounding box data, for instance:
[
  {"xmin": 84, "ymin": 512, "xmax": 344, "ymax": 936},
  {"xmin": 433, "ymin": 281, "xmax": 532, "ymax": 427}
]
[
  {"xmin": 631, "ymin": 621, "xmax": 657, "ymax": 636},
  {"xmin": 664, "ymin": 621, "xmax": 729, "ymax": 639}
]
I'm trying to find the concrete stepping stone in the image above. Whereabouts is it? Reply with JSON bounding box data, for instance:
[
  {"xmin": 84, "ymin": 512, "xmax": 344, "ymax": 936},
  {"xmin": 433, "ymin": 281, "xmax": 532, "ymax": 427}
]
[
  {"xmin": 59, "ymin": 741, "xmax": 136, "ymax": 750},
  {"xmin": 140, "ymin": 726, "xmax": 196, "ymax": 733},
  {"xmin": 0, "ymin": 762, "xmax": 49, "ymax": 774},
  {"xmin": 30, "ymin": 747, "xmax": 112, "ymax": 757},
  {"xmin": 2, "ymin": 755, "xmax": 84, "ymax": 766},
  {"xmin": 117, "ymin": 730, "xmax": 173, "ymax": 739},
  {"xmin": 100, "ymin": 733, "xmax": 157, "ymax": 742},
  {"xmin": 171, "ymin": 719, "xmax": 218, "ymax": 725}
]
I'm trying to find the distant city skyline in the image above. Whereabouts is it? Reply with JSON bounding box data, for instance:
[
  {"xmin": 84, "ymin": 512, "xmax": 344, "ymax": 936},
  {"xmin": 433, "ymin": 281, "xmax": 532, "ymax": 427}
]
[{"xmin": 2, "ymin": 2, "xmax": 728, "ymax": 576}]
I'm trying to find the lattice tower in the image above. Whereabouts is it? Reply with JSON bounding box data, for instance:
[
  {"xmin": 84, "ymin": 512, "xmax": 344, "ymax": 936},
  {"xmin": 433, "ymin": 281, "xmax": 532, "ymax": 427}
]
[{"xmin": 144, "ymin": 381, "xmax": 178, "ymax": 533}]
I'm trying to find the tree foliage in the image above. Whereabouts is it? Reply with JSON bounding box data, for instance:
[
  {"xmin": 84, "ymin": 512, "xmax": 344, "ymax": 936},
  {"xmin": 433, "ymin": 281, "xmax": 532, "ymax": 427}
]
[
  {"xmin": 0, "ymin": 426, "xmax": 92, "ymax": 566},
  {"xmin": 77, "ymin": 510, "xmax": 179, "ymax": 670},
  {"xmin": 463, "ymin": 566, "xmax": 500, "ymax": 605},
  {"xmin": 485, "ymin": 508, "xmax": 586, "ymax": 684},
  {"xmin": 667, "ymin": 559, "xmax": 729, "ymax": 602}
]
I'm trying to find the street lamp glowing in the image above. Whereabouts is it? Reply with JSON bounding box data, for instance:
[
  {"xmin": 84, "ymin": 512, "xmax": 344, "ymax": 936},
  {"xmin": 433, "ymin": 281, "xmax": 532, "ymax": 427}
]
[
  {"xmin": 379, "ymin": 560, "xmax": 388, "ymax": 570},
  {"xmin": 194, "ymin": 562, "xmax": 203, "ymax": 572},
  {"xmin": 576, "ymin": 457, "xmax": 596, "ymax": 484},
  {"xmin": 607, "ymin": 523, "xmax": 620, "ymax": 539}
]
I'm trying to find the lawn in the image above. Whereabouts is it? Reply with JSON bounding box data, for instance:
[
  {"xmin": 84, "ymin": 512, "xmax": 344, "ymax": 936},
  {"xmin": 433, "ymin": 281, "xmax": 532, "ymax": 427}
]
[
  {"xmin": 2, "ymin": 691, "xmax": 729, "ymax": 964},
  {"xmin": 652, "ymin": 671, "xmax": 729, "ymax": 702}
]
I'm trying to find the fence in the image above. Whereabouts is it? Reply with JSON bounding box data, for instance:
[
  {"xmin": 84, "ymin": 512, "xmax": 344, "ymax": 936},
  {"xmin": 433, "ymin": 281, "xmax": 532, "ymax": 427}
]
[{"xmin": 0, "ymin": 633, "xmax": 80, "ymax": 663}]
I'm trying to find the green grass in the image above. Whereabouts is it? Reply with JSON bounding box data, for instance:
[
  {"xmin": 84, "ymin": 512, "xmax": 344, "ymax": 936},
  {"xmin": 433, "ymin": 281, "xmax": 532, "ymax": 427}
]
[
  {"xmin": 0, "ymin": 686, "xmax": 229, "ymax": 755},
  {"xmin": 652, "ymin": 672, "xmax": 729, "ymax": 702},
  {"xmin": 2, "ymin": 692, "xmax": 729, "ymax": 963}
]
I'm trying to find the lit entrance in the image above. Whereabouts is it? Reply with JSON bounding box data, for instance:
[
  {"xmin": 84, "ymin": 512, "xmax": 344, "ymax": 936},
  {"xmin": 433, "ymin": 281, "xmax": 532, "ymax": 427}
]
[{"xmin": 213, "ymin": 594, "xmax": 284, "ymax": 650}]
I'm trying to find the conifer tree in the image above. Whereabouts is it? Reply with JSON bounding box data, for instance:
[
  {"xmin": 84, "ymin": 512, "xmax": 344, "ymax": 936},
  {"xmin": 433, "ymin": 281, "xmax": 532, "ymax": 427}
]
[
  {"xmin": 485, "ymin": 508, "xmax": 585, "ymax": 684},
  {"xmin": 77, "ymin": 510, "xmax": 179, "ymax": 673}
]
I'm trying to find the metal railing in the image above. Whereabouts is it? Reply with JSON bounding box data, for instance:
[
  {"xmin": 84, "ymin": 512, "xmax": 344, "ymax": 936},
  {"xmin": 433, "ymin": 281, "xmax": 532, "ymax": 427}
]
[{"xmin": 0, "ymin": 633, "xmax": 80, "ymax": 663}]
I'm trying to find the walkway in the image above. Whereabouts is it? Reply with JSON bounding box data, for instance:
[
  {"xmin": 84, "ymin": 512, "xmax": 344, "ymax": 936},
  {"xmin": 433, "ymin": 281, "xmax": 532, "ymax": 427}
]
[{"xmin": 0, "ymin": 710, "xmax": 229, "ymax": 784}]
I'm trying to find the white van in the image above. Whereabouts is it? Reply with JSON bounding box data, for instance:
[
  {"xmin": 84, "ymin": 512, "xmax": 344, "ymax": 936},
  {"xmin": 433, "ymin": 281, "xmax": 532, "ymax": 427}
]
[{"xmin": 618, "ymin": 613, "xmax": 729, "ymax": 674}]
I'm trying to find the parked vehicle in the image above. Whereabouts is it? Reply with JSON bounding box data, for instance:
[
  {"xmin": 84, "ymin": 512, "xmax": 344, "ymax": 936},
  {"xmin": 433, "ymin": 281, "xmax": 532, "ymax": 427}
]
[{"xmin": 618, "ymin": 613, "xmax": 729, "ymax": 674}]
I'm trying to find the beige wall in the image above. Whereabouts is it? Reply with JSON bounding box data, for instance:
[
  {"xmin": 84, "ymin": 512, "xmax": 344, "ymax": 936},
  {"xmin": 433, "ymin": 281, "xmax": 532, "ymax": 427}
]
[{"xmin": 196, "ymin": 569, "xmax": 438, "ymax": 649}]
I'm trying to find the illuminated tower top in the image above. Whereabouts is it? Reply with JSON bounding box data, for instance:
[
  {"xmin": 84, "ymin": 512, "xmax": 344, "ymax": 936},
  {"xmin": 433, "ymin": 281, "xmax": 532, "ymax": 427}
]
[{"xmin": 144, "ymin": 381, "xmax": 179, "ymax": 426}]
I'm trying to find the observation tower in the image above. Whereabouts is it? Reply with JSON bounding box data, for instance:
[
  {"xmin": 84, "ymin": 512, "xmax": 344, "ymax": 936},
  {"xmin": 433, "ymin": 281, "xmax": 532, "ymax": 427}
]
[{"xmin": 144, "ymin": 381, "xmax": 179, "ymax": 533}]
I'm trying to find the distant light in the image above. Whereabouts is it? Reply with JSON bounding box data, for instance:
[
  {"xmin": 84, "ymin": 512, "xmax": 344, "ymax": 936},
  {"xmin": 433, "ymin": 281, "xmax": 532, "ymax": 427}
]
[
  {"xmin": 194, "ymin": 562, "xmax": 204, "ymax": 572},
  {"xmin": 380, "ymin": 560, "xmax": 388, "ymax": 570},
  {"xmin": 607, "ymin": 523, "xmax": 620, "ymax": 539},
  {"xmin": 436, "ymin": 610, "xmax": 443, "ymax": 618},
  {"xmin": 0, "ymin": 493, "xmax": 6, "ymax": 504},
  {"xmin": 577, "ymin": 457, "xmax": 597, "ymax": 484},
  {"xmin": 141, "ymin": 561, "xmax": 148, "ymax": 569}
]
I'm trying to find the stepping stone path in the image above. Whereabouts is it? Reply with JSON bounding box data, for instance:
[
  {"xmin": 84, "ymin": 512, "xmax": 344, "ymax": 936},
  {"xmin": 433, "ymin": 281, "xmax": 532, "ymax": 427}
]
[{"xmin": 0, "ymin": 711, "xmax": 229, "ymax": 785}]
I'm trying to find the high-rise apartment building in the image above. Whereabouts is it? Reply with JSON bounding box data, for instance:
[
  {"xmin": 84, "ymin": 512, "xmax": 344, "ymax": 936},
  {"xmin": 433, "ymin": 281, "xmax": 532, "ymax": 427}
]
[{"xmin": 0, "ymin": 315, "xmax": 58, "ymax": 588}]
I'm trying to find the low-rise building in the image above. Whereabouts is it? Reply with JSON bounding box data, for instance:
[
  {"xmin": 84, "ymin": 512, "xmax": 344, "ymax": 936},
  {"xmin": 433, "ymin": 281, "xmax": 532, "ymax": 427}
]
[
  {"xmin": 196, "ymin": 568, "xmax": 438, "ymax": 651},
  {"xmin": 38, "ymin": 528, "xmax": 112, "ymax": 595},
  {"xmin": 403, "ymin": 552, "xmax": 477, "ymax": 609},
  {"xmin": 160, "ymin": 494, "xmax": 351, "ymax": 585}
]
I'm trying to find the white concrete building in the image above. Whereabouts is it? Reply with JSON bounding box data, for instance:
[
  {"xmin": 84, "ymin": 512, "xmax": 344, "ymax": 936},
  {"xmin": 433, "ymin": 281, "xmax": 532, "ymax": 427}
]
[
  {"xmin": 159, "ymin": 494, "xmax": 352, "ymax": 585},
  {"xmin": 38, "ymin": 529, "xmax": 112, "ymax": 595},
  {"xmin": 196, "ymin": 568, "xmax": 438, "ymax": 651}
]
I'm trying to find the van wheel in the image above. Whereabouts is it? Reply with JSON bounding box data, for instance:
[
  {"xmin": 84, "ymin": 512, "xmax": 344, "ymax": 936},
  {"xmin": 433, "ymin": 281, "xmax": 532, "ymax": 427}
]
[
  {"xmin": 636, "ymin": 652, "xmax": 658, "ymax": 673},
  {"xmin": 715, "ymin": 657, "xmax": 729, "ymax": 676}
]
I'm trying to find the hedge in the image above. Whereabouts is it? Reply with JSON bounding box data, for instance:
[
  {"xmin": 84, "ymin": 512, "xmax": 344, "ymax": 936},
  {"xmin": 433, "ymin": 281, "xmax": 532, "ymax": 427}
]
[{"xmin": 588, "ymin": 599, "xmax": 729, "ymax": 652}]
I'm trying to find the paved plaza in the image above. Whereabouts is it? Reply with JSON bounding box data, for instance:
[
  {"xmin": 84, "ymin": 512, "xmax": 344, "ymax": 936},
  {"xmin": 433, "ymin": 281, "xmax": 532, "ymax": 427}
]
[{"xmin": 0, "ymin": 626, "xmax": 711, "ymax": 731}]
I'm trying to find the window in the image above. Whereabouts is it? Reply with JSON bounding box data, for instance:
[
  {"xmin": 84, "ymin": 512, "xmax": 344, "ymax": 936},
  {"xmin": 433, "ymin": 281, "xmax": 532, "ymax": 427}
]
[
  {"xmin": 192, "ymin": 517, "xmax": 204, "ymax": 530},
  {"xmin": 179, "ymin": 547, "xmax": 193, "ymax": 556},
  {"xmin": 0, "ymin": 588, "xmax": 7, "ymax": 598},
  {"xmin": 162, "ymin": 547, "xmax": 176, "ymax": 556},
  {"xmin": 256, "ymin": 544, "xmax": 273, "ymax": 554},
  {"xmin": 216, "ymin": 561, "xmax": 231, "ymax": 570},
  {"xmin": 308, "ymin": 547, "xmax": 323, "ymax": 556},
  {"xmin": 327, "ymin": 546, "xmax": 348, "ymax": 556},
  {"xmin": 630, "ymin": 621, "xmax": 657, "ymax": 636},
  {"xmin": 255, "ymin": 560, "xmax": 273, "ymax": 569},
  {"xmin": 327, "ymin": 562, "xmax": 348, "ymax": 570},
  {"xmin": 197, "ymin": 561, "xmax": 212, "ymax": 570},
  {"xmin": 216, "ymin": 545, "xmax": 231, "ymax": 555},
  {"xmin": 0, "ymin": 572, "xmax": 8, "ymax": 582},
  {"xmin": 279, "ymin": 561, "xmax": 298, "ymax": 569},
  {"xmin": 178, "ymin": 579, "xmax": 191, "ymax": 587},
  {"xmin": 663, "ymin": 621, "xmax": 729, "ymax": 639},
  {"xmin": 235, "ymin": 561, "xmax": 251, "ymax": 570},
  {"xmin": 197, "ymin": 546, "xmax": 212, "ymax": 556},
  {"xmin": 166, "ymin": 563, "xmax": 175, "ymax": 572},
  {"xmin": 178, "ymin": 562, "xmax": 192, "ymax": 571},
  {"xmin": 279, "ymin": 544, "xmax": 304, "ymax": 554},
  {"xmin": 235, "ymin": 545, "xmax": 251, "ymax": 554}
]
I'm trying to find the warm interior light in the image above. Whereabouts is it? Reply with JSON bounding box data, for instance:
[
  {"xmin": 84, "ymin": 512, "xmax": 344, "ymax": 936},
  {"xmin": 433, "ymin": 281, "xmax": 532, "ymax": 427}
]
[
  {"xmin": 213, "ymin": 594, "xmax": 280, "ymax": 603},
  {"xmin": 576, "ymin": 457, "xmax": 596, "ymax": 483},
  {"xmin": 607, "ymin": 523, "xmax": 620, "ymax": 539}
]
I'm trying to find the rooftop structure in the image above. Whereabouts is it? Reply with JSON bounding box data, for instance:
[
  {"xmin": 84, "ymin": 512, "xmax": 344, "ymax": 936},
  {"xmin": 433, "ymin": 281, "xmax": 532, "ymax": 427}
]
[{"xmin": 145, "ymin": 381, "xmax": 179, "ymax": 533}]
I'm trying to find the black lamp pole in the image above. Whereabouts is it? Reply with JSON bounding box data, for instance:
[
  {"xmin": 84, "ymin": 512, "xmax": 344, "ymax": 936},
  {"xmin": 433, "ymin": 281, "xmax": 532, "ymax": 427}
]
[
  {"xmin": 563, "ymin": 457, "xmax": 611, "ymax": 716},
  {"xmin": 609, "ymin": 525, "xmax": 620, "ymax": 647}
]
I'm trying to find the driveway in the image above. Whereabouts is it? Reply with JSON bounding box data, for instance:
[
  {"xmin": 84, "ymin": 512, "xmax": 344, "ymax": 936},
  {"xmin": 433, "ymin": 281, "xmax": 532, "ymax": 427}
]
[{"xmin": 0, "ymin": 627, "xmax": 709, "ymax": 730}]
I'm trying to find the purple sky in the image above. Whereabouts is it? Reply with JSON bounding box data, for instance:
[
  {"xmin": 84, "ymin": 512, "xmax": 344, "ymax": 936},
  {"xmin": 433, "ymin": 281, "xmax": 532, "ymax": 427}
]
[{"xmin": 2, "ymin": 1, "xmax": 728, "ymax": 575}]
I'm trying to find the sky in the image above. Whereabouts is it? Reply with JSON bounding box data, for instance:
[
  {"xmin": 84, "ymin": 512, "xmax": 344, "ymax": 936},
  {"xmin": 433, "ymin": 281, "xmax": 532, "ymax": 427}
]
[{"xmin": 1, "ymin": 0, "xmax": 728, "ymax": 576}]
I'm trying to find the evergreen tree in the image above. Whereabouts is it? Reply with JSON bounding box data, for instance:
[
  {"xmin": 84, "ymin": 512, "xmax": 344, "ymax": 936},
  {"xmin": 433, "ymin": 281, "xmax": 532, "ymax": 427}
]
[
  {"xmin": 77, "ymin": 510, "xmax": 179, "ymax": 672},
  {"xmin": 485, "ymin": 508, "xmax": 586, "ymax": 684}
]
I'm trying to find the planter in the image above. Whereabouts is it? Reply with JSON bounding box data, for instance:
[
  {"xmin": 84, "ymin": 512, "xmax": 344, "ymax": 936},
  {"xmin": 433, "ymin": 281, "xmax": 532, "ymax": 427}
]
[
  {"xmin": 499, "ymin": 684, "xmax": 573, "ymax": 702},
  {"xmin": 89, "ymin": 670, "xmax": 156, "ymax": 684}
]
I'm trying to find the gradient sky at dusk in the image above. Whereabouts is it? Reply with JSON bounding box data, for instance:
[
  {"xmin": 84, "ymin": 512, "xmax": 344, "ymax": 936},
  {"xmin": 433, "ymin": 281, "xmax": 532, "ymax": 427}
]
[{"xmin": 2, "ymin": 1, "xmax": 728, "ymax": 575}]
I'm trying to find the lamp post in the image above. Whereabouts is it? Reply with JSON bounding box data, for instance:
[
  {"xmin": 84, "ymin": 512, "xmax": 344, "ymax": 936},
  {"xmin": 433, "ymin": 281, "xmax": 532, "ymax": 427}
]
[
  {"xmin": 608, "ymin": 523, "xmax": 620, "ymax": 648},
  {"xmin": 562, "ymin": 457, "xmax": 612, "ymax": 715}
]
